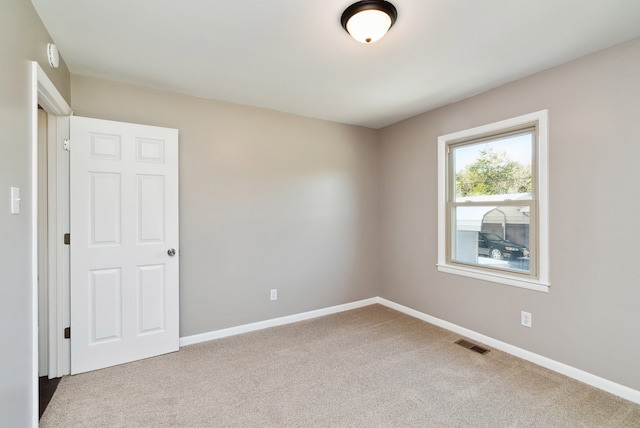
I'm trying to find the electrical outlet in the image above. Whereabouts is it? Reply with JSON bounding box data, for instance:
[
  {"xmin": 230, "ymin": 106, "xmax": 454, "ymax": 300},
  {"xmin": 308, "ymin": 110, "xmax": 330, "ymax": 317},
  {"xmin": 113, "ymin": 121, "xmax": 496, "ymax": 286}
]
[
  {"xmin": 521, "ymin": 311, "xmax": 532, "ymax": 328},
  {"xmin": 270, "ymin": 289, "xmax": 277, "ymax": 301}
]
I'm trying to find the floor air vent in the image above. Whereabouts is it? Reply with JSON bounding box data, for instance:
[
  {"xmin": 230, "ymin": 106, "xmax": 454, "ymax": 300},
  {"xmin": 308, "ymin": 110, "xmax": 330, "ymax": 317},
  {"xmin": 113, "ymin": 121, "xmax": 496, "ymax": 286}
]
[{"xmin": 455, "ymin": 339, "xmax": 490, "ymax": 355}]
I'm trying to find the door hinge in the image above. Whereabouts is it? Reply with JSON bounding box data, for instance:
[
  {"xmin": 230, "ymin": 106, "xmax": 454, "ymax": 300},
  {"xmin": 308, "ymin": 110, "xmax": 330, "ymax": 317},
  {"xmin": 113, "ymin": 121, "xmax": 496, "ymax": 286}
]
[
  {"xmin": 63, "ymin": 139, "xmax": 70, "ymax": 151},
  {"xmin": 64, "ymin": 233, "xmax": 70, "ymax": 245},
  {"xmin": 64, "ymin": 327, "xmax": 70, "ymax": 339}
]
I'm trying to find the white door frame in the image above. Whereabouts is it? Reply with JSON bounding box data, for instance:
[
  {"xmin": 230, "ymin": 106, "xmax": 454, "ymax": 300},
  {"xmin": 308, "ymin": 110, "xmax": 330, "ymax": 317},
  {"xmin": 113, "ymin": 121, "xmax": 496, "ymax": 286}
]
[
  {"xmin": 37, "ymin": 108, "xmax": 48, "ymax": 377},
  {"xmin": 31, "ymin": 62, "xmax": 72, "ymax": 426},
  {"xmin": 45, "ymin": 109, "xmax": 71, "ymax": 378}
]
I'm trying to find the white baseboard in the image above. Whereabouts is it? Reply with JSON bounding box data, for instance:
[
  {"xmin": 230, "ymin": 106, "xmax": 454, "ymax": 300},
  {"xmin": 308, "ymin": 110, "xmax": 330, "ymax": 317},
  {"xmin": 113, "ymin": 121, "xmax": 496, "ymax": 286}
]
[
  {"xmin": 179, "ymin": 297, "xmax": 378, "ymax": 347},
  {"xmin": 179, "ymin": 296, "xmax": 639, "ymax": 405},
  {"xmin": 376, "ymin": 297, "xmax": 640, "ymax": 405}
]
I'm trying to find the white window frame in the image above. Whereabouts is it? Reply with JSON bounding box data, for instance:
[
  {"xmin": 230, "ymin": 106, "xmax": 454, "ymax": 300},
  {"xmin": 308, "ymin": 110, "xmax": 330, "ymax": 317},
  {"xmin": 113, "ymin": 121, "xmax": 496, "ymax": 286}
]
[{"xmin": 437, "ymin": 110, "xmax": 549, "ymax": 292}]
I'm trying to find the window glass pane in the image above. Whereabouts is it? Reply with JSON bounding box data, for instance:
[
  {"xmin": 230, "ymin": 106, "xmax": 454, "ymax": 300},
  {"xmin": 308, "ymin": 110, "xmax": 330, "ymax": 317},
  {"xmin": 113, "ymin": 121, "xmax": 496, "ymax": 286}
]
[
  {"xmin": 452, "ymin": 205, "xmax": 530, "ymax": 273},
  {"xmin": 453, "ymin": 133, "xmax": 533, "ymax": 202}
]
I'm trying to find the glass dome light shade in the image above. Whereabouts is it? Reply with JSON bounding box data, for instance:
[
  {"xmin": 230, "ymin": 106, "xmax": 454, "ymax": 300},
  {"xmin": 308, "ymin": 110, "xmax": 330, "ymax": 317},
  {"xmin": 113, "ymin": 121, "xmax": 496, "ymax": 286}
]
[{"xmin": 346, "ymin": 9, "xmax": 392, "ymax": 43}]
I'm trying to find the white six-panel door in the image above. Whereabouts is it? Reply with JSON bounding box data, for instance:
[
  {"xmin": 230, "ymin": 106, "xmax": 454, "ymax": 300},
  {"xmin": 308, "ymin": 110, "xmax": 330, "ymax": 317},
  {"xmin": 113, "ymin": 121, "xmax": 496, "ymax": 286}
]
[{"xmin": 70, "ymin": 116, "xmax": 179, "ymax": 374}]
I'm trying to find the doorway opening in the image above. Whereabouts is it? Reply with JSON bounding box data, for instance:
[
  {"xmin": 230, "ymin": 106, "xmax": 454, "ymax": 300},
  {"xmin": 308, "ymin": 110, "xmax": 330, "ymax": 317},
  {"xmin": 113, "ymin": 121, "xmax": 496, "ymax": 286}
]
[{"xmin": 33, "ymin": 62, "xmax": 72, "ymax": 423}]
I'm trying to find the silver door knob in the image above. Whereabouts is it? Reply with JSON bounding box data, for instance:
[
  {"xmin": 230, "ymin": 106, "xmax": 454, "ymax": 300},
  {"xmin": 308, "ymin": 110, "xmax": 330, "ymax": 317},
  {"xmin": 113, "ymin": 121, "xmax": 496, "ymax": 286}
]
[{"xmin": 167, "ymin": 248, "xmax": 176, "ymax": 257}]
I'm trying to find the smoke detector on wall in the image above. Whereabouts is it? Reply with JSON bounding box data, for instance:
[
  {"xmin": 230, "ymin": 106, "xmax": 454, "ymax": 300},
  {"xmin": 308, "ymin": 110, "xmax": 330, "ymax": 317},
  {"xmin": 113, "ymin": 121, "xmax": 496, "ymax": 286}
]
[{"xmin": 47, "ymin": 43, "xmax": 59, "ymax": 68}]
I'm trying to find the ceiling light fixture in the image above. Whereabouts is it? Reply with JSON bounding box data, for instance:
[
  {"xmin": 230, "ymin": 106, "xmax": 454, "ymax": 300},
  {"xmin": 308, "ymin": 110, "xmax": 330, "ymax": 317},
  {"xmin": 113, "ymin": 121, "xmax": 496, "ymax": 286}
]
[{"xmin": 341, "ymin": 0, "xmax": 397, "ymax": 44}]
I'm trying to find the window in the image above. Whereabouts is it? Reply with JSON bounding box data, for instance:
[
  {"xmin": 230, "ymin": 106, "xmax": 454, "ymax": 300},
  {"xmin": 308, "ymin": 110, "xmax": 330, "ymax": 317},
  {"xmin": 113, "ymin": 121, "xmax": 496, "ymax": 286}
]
[{"xmin": 437, "ymin": 110, "xmax": 549, "ymax": 292}]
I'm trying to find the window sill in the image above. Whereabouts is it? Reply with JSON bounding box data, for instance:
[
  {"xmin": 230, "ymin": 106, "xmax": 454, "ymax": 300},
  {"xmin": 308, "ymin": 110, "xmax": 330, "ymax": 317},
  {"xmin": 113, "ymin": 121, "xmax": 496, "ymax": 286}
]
[{"xmin": 437, "ymin": 263, "xmax": 549, "ymax": 293}]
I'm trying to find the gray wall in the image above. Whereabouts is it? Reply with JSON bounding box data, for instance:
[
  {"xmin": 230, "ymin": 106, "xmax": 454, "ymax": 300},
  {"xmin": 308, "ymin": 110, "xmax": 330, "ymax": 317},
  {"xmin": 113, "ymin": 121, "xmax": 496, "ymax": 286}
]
[
  {"xmin": 71, "ymin": 75, "xmax": 380, "ymax": 337},
  {"xmin": 379, "ymin": 37, "xmax": 640, "ymax": 391},
  {"xmin": 0, "ymin": 0, "xmax": 70, "ymax": 425}
]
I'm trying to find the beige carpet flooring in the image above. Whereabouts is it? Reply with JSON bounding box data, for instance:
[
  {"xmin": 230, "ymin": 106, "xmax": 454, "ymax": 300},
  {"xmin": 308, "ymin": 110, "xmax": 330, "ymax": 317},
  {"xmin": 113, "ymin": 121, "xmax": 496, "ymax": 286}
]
[{"xmin": 40, "ymin": 305, "xmax": 640, "ymax": 427}]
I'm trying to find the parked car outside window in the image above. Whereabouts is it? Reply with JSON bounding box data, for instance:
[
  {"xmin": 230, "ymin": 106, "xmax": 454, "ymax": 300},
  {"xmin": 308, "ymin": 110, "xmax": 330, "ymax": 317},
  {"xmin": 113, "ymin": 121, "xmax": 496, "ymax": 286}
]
[{"xmin": 477, "ymin": 232, "xmax": 529, "ymax": 260}]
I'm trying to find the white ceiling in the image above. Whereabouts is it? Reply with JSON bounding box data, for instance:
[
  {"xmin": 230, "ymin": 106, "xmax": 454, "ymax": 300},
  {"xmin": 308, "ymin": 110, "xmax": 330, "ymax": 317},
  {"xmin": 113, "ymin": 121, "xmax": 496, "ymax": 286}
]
[{"xmin": 32, "ymin": 0, "xmax": 640, "ymax": 129}]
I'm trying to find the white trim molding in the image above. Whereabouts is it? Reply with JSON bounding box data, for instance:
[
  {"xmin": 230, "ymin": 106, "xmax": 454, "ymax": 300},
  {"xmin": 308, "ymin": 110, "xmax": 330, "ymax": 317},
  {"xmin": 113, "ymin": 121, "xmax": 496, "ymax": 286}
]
[
  {"xmin": 179, "ymin": 298, "xmax": 378, "ymax": 347},
  {"xmin": 35, "ymin": 63, "xmax": 72, "ymax": 116},
  {"xmin": 32, "ymin": 62, "xmax": 73, "ymax": 427},
  {"xmin": 376, "ymin": 298, "xmax": 640, "ymax": 405},
  {"xmin": 34, "ymin": 63, "xmax": 73, "ymax": 382},
  {"xmin": 179, "ymin": 296, "xmax": 639, "ymax": 404}
]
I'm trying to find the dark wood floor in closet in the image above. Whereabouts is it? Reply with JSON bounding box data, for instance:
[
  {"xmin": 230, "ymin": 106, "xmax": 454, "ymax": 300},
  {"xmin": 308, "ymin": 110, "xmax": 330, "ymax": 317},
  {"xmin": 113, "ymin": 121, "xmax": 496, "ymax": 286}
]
[{"xmin": 39, "ymin": 376, "xmax": 61, "ymax": 419}]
